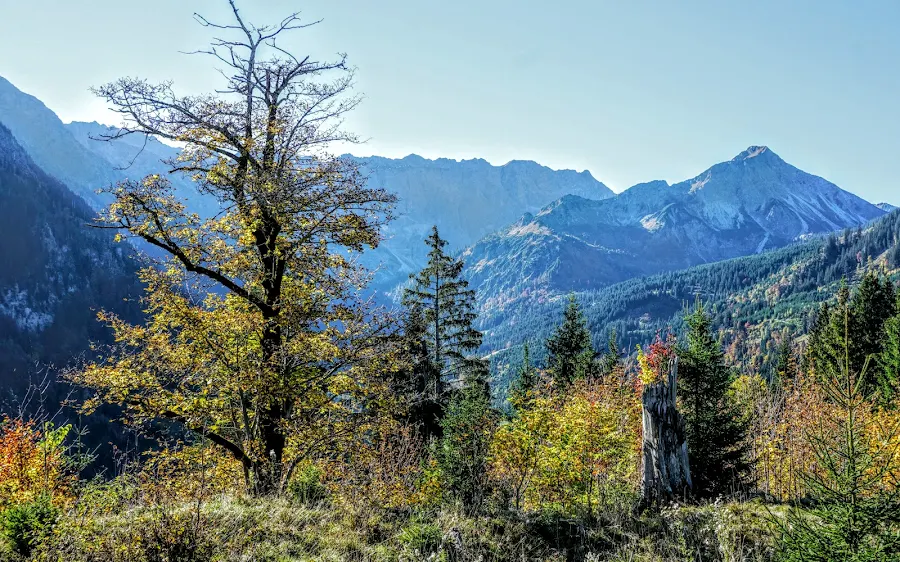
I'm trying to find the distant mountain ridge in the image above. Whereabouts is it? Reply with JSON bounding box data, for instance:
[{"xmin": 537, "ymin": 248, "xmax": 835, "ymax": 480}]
[
  {"xmin": 462, "ymin": 146, "xmax": 885, "ymax": 313},
  {"xmin": 0, "ymin": 75, "xmax": 621, "ymax": 296},
  {"xmin": 349, "ymin": 154, "xmax": 615, "ymax": 292},
  {"xmin": 0, "ymin": 76, "xmax": 120, "ymax": 208}
]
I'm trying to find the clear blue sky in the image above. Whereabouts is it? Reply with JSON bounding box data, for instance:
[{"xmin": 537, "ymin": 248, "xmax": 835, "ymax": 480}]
[{"xmin": 1, "ymin": 0, "xmax": 898, "ymax": 202}]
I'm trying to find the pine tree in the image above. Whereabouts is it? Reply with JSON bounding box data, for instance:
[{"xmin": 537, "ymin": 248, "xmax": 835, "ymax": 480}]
[
  {"xmin": 509, "ymin": 342, "xmax": 539, "ymax": 412},
  {"xmin": 780, "ymin": 313, "xmax": 900, "ymax": 561},
  {"xmin": 545, "ymin": 294, "xmax": 594, "ymax": 387},
  {"xmin": 678, "ymin": 299, "xmax": 750, "ymax": 498},
  {"xmin": 402, "ymin": 226, "xmax": 484, "ymax": 409}
]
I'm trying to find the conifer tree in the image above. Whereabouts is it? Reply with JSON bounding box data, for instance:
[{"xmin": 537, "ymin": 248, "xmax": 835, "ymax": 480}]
[
  {"xmin": 879, "ymin": 299, "xmax": 900, "ymax": 404},
  {"xmin": 807, "ymin": 276, "xmax": 896, "ymax": 394},
  {"xmin": 545, "ymin": 294, "xmax": 593, "ymax": 387},
  {"xmin": 599, "ymin": 329, "xmax": 622, "ymax": 379},
  {"xmin": 395, "ymin": 304, "xmax": 444, "ymax": 439},
  {"xmin": 780, "ymin": 312, "xmax": 900, "ymax": 561},
  {"xmin": 851, "ymin": 272, "xmax": 896, "ymax": 372},
  {"xmin": 678, "ymin": 299, "xmax": 750, "ymax": 497},
  {"xmin": 509, "ymin": 342, "xmax": 538, "ymax": 412},
  {"xmin": 401, "ymin": 226, "xmax": 483, "ymax": 419},
  {"xmin": 772, "ymin": 338, "xmax": 798, "ymax": 386},
  {"xmin": 807, "ymin": 283, "xmax": 852, "ymax": 384}
]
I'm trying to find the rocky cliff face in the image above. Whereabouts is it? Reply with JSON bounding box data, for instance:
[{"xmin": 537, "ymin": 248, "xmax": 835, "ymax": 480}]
[{"xmin": 352, "ymin": 154, "xmax": 615, "ymax": 292}]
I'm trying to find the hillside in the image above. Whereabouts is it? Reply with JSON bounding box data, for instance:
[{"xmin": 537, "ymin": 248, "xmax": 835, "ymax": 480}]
[
  {"xmin": 481, "ymin": 209, "xmax": 900, "ymax": 387},
  {"xmin": 463, "ymin": 146, "xmax": 885, "ymax": 314},
  {"xmin": 0, "ymin": 121, "xmax": 143, "ymax": 398}
]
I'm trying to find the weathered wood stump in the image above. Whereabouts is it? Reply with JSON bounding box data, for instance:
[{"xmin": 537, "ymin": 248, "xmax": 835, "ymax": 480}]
[{"xmin": 640, "ymin": 357, "xmax": 692, "ymax": 509}]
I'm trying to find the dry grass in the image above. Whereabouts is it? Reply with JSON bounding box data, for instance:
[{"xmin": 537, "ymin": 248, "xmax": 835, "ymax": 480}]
[{"xmin": 10, "ymin": 490, "xmax": 785, "ymax": 562}]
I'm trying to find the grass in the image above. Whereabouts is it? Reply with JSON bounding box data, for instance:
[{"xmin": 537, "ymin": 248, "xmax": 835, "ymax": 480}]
[{"xmin": 10, "ymin": 492, "xmax": 784, "ymax": 562}]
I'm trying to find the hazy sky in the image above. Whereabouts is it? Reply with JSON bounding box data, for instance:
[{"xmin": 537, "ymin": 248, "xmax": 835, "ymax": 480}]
[{"xmin": 0, "ymin": 0, "xmax": 898, "ymax": 202}]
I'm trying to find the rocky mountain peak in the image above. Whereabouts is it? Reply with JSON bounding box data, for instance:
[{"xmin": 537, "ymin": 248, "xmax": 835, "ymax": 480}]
[{"xmin": 731, "ymin": 145, "xmax": 782, "ymax": 163}]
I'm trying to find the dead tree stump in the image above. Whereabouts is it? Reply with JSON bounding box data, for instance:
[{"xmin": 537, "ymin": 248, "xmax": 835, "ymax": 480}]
[{"xmin": 640, "ymin": 357, "xmax": 692, "ymax": 509}]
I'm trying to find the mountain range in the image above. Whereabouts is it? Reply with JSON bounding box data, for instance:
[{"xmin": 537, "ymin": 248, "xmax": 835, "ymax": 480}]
[
  {"xmin": 462, "ymin": 146, "xmax": 886, "ymax": 315},
  {"xmin": 352, "ymin": 155, "xmax": 614, "ymax": 291},
  {"xmin": 0, "ymin": 73, "xmax": 892, "ymax": 393},
  {"xmin": 481, "ymin": 208, "xmax": 900, "ymax": 391}
]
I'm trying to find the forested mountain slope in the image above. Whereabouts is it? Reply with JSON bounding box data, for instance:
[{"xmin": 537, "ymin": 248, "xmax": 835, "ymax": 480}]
[
  {"xmin": 482, "ymin": 209, "xmax": 900, "ymax": 386},
  {"xmin": 0, "ymin": 121, "xmax": 143, "ymax": 400}
]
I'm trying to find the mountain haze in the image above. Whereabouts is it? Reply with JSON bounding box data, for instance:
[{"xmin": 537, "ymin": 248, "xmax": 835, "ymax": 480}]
[
  {"xmin": 65, "ymin": 120, "xmax": 219, "ymax": 217},
  {"xmin": 0, "ymin": 76, "xmax": 120, "ymax": 208}
]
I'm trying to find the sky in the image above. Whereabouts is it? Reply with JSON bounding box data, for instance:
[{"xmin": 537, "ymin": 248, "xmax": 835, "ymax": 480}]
[{"xmin": 0, "ymin": 0, "xmax": 898, "ymax": 202}]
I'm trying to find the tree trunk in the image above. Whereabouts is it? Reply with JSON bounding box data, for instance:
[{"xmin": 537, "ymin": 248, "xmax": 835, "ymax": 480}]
[{"xmin": 640, "ymin": 357, "xmax": 692, "ymax": 509}]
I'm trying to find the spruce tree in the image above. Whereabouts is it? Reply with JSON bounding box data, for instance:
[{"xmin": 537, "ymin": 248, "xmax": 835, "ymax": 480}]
[
  {"xmin": 509, "ymin": 342, "xmax": 539, "ymax": 412},
  {"xmin": 807, "ymin": 276, "xmax": 896, "ymax": 395},
  {"xmin": 599, "ymin": 329, "xmax": 622, "ymax": 379},
  {"xmin": 396, "ymin": 304, "xmax": 444, "ymax": 439},
  {"xmin": 545, "ymin": 294, "xmax": 594, "ymax": 387},
  {"xmin": 807, "ymin": 282, "xmax": 852, "ymax": 385},
  {"xmin": 879, "ymin": 299, "xmax": 900, "ymax": 404},
  {"xmin": 678, "ymin": 299, "xmax": 750, "ymax": 498},
  {"xmin": 402, "ymin": 226, "xmax": 484, "ymax": 417},
  {"xmin": 772, "ymin": 338, "xmax": 798, "ymax": 386},
  {"xmin": 851, "ymin": 272, "xmax": 896, "ymax": 380},
  {"xmin": 780, "ymin": 313, "xmax": 900, "ymax": 561}
]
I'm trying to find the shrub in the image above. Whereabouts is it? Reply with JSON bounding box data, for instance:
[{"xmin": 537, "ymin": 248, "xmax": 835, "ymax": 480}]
[
  {"xmin": 288, "ymin": 463, "xmax": 328, "ymax": 505},
  {"xmin": 0, "ymin": 419, "xmax": 72, "ymax": 508},
  {"xmin": 1, "ymin": 494, "xmax": 59, "ymax": 557}
]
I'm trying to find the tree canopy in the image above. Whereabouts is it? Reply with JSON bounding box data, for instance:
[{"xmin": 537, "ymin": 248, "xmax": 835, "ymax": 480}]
[{"xmin": 69, "ymin": 1, "xmax": 398, "ymax": 495}]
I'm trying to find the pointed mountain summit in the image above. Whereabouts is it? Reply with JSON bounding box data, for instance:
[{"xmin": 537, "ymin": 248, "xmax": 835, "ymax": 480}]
[
  {"xmin": 462, "ymin": 146, "xmax": 885, "ymax": 312},
  {"xmin": 732, "ymin": 145, "xmax": 776, "ymax": 161}
]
